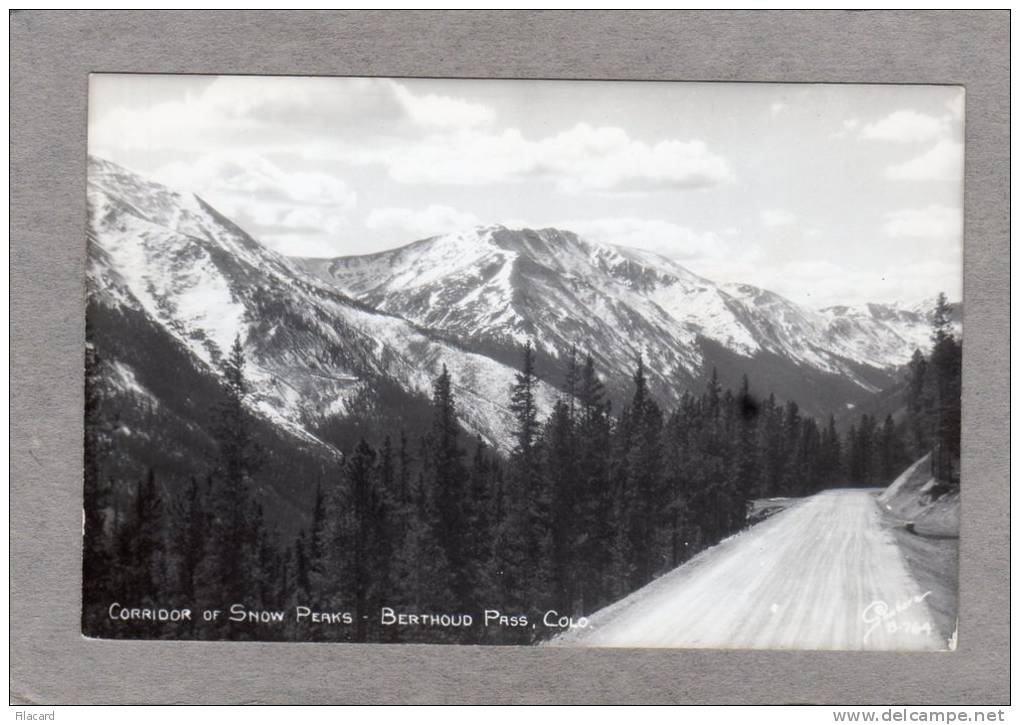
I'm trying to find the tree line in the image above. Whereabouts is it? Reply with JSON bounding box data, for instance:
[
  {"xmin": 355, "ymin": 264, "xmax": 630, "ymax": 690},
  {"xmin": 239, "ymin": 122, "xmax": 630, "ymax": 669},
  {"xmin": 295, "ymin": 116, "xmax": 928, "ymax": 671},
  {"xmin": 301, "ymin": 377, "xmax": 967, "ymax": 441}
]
[
  {"xmin": 839, "ymin": 293, "xmax": 961, "ymax": 489},
  {"xmin": 82, "ymin": 296, "xmax": 961, "ymax": 643},
  {"xmin": 905, "ymin": 293, "xmax": 963, "ymax": 486}
]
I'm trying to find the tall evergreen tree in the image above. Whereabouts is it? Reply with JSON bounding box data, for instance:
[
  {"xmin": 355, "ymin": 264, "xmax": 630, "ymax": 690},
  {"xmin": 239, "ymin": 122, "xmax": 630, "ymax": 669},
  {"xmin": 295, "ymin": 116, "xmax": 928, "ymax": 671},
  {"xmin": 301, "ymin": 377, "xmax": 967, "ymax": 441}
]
[
  {"xmin": 509, "ymin": 342, "xmax": 541, "ymax": 462},
  {"xmin": 758, "ymin": 394, "xmax": 785, "ymax": 498},
  {"xmin": 215, "ymin": 335, "xmax": 263, "ymax": 488},
  {"xmin": 82, "ymin": 319, "xmax": 114, "ymax": 634},
  {"xmin": 427, "ymin": 365, "xmax": 470, "ymax": 608},
  {"xmin": 906, "ymin": 348, "xmax": 931, "ymax": 455},
  {"xmin": 575, "ymin": 353, "xmax": 613, "ymax": 610},
  {"xmin": 625, "ymin": 357, "xmax": 665, "ymax": 586},
  {"xmin": 500, "ymin": 342, "xmax": 553, "ymax": 615},
  {"xmin": 464, "ymin": 437, "xmax": 497, "ymax": 610},
  {"xmin": 928, "ymin": 293, "xmax": 962, "ymax": 483},
  {"xmin": 127, "ymin": 468, "xmax": 165, "ymax": 605},
  {"xmin": 306, "ymin": 483, "xmax": 328, "ymax": 598},
  {"xmin": 170, "ymin": 475, "xmax": 205, "ymax": 601},
  {"xmin": 728, "ymin": 374, "xmax": 759, "ymax": 528},
  {"xmin": 820, "ymin": 416, "xmax": 843, "ymax": 487},
  {"xmin": 878, "ymin": 414, "xmax": 907, "ymax": 482},
  {"xmin": 342, "ymin": 439, "xmax": 390, "ymax": 642},
  {"xmin": 543, "ymin": 398, "xmax": 579, "ymax": 611},
  {"xmin": 195, "ymin": 334, "xmax": 262, "ymax": 610}
]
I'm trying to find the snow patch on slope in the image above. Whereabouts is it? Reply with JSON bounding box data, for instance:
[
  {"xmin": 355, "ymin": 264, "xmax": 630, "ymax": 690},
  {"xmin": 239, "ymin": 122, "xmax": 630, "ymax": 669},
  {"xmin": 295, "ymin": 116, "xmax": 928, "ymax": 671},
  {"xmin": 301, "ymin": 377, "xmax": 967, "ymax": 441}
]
[{"xmin": 87, "ymin": 158, "xmax": 556, "ymax": 452}]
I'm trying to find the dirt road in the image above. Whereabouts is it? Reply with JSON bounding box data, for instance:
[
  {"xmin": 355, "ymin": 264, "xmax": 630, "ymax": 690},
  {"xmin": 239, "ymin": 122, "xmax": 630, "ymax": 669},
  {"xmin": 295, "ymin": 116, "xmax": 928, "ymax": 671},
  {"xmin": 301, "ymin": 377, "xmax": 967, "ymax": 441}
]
[{"xmin": 553, "ymin": 489, "xmax": 949, "ymax": 650}]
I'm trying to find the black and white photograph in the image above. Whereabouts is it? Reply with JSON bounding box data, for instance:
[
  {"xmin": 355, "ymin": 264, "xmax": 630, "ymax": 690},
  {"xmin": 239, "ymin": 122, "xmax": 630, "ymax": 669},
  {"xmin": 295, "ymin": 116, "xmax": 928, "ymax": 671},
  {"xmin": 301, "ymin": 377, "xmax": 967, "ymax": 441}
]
[{"xmin": 82, "ymin": 74, "xmax": 963, "ymax": 650}]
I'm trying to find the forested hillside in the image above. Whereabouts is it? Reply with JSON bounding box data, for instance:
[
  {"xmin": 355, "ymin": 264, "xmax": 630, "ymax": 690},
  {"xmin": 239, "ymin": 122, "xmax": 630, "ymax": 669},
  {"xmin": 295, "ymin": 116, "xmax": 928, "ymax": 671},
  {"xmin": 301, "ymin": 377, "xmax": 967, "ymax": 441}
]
[{"xmin": 83, "ymin": 295, "xmax": 962, "ymax": 643}]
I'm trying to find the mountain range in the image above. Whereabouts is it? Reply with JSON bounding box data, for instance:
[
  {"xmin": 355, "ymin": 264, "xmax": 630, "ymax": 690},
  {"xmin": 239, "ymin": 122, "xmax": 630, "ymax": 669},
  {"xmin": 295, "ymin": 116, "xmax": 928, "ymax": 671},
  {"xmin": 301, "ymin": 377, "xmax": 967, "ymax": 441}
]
[
  {"xmin": 85, "ymin": 156, "xmax": 959, "ymax": 521},
  {"xmin": 295, "ymin": 225, "xmax": 947, "ymax": 412}
]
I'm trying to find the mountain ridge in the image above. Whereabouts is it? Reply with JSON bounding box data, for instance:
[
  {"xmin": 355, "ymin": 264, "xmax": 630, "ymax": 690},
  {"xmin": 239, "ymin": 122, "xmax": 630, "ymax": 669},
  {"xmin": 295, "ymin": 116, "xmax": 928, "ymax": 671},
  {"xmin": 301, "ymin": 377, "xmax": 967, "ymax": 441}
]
[
  {"xmin": 87, "ymin": 156, "xmax": 562, "ymax": 460},
  {"xmin": 87, "ymin": 154, "xmax": 959, "ymax": 462},
  {"xmin": 293, "ymin": 223, "xmax": 957, "ymax": 415}
]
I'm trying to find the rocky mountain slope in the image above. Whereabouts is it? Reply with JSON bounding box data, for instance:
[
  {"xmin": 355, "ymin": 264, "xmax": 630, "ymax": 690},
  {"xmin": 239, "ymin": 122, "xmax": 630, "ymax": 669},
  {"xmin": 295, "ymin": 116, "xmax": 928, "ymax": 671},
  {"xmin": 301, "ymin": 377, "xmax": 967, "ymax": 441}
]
[
  {"xmin": 87, "ymin": 157, "xmax": 560, "ymax": 466},
  {"xmin": 295, "ymin": 226, "xmax": 954, "ymax": 415},
  {"xmin": 88, "ymin": 155, "xmax": 959, "ymax": 477}
]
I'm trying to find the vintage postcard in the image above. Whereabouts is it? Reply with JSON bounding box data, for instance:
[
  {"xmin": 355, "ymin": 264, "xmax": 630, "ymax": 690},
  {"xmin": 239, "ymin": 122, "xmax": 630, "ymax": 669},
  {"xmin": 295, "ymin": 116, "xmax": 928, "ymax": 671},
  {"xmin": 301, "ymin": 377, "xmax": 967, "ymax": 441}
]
[{"xmin": 83, "ymin": 75, "xmax": 962, "ymax": 648}]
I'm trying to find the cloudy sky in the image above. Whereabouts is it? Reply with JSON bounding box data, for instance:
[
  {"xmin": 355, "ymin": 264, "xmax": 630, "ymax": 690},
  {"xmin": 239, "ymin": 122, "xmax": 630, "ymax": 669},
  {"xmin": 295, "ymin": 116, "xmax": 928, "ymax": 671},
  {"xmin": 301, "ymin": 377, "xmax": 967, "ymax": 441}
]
[{"xmin": 88, "ymin": 74, "xmax": 963, "ymax": 307}]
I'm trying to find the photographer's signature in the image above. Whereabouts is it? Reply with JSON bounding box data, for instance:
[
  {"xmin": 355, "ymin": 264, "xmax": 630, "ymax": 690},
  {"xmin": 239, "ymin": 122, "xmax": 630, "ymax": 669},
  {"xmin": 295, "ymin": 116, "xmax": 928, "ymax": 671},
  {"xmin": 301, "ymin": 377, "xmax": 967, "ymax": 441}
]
[{"xmin": 862, "ymin": 591, "xmax": 933, "ymax": 643}]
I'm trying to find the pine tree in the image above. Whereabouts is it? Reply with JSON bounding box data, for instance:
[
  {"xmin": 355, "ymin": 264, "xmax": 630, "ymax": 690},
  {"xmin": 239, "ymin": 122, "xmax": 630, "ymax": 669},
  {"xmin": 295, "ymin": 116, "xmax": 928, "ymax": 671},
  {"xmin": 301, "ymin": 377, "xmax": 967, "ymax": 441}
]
[
  {"xmin": 780, "ymin": 401, "xmax": 803, "ymax": 493},
  {"xmin": 170, "ymin": 475, "xmax": 205, "ymax": 601},
  {"xmin": 379, "ymin": 435, "xmax": 395, "ymax": 502},
  {"xmin": 729, "ymin": 374, "xmax": 759, "ymax": 528},
  {"xmin": 564, "ymin": 345, "xmax": 580, "ymax": 422},
  {"xmin": 214, "ymin": 335, "xmax": 263, "ymax": 488},
  {"xmin": 375, "ymin": 433, "xmax": 406, "ymax": 631},
  {"xmin": 575, "ymin": 353, "xmax": 613, "ymax": 610},
  {"xmin": 625, "ymin": 356, "xmax": 665, "ymax": 586},
  {"xmin": 608, "ymin": 355, "xmax": 665, "ymax": 593},
  {"xmin": 509, "ymin": 342, "xmax": 541, "ymax": 462},
  {"xmin": 906, "ymin": 348, "xmax": 931, "ymax": 455},
  {"xmin": 928, "ymin": 294, "xmax": 962, "ymax": 484},
  {"xmin": 306, "ymin": 483, "xmax": 328, "ymax": 598},
  {"xmin": 464, "ymin": 437, "xmax": 497, "ymax": 610},
  {"xmin": 195, "ymin": 334, "xmax": 262, "ymax": 613},
  {"xmin": 343, "ymin": 439, "xmax": 389, "ymax": 642},
  {"xmin": 247, "ymin": 501, "xmax": 280, "ymax": 609},
  {"xmin": 427, "ymin": 365, "xmax": 469, "ymax": 609},
  {"xmin": 878, "ymin": 414, "xmax": 907, "ymax": 482},
  {"xmin": 390, "ymin": 433, "xmax": 451, "ymax": 621},
  {"xmin": 931, "ymin": 293, "xmax": 954, "ymax": 346},
  {"xmin": 133, "ymin": 469, "xmax": 165, "ymax": 603},
  {"xmin": 607, "ymin": 357, "xmax": 638, "ymax": 595},
  {"xmin": 396, "ymin": 430, "xmax": 412, "ymax": 506},
  {"xmin": 387, "ymin": 431, "xmax": 423, "ymax": 618},
  {"xmin": 288, "ymin": 529, "xmax": 311, "ymax": 604},
  {"xmin": 82, "ymin": 319, "xmax": 114, "ymax": 634},
  {"xmin": 821, "ymin": 415, "xmax": 843, "ymax": 487},
  {"xmin": 758, "ymin": 394, "xmax": 785, "ymax": 498},
  {"xmin": 662, "ymin": 409, "xmax": 687, "ymax": 569},
  {"xmin": 543, "ymin": 398, "xmax": 579, "ymax": 611},
  {"xmin": 845, "ymin": 423, "xmax": 860, "ymax": 483},
  {"xmin": 108, "ymin": 468, "xmax": 170, "ymax": 637},
  {"xmin": 500, "ymin": 342, "xmax": 552, "ymax": 615},
  {"xmin": 798, "ymin": 418, "xmax": 823, "ymax": 496}
]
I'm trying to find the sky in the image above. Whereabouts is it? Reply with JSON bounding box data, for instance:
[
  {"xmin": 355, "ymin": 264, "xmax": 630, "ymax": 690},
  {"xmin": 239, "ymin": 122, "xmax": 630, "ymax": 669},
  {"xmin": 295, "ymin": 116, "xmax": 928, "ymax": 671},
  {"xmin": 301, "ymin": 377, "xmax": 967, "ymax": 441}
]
[{"xmin": 88, "ymin": 74, "xmax": 964, "ymax": 308}]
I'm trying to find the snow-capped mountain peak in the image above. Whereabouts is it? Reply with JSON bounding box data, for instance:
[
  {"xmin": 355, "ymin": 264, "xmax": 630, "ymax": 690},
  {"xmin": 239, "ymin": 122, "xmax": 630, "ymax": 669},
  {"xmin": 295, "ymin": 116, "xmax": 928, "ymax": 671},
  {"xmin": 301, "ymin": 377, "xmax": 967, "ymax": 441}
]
[
  {"xmin": 295, "ymin": 224, "xmax": 956, "ymax": 411},
  {"xmin": 88, "ymin": 156, "xmax": 959, "ymax": 450},
  {"xmin": 87, "ymin": 158, "xmax": 560, "ymax": 454}
]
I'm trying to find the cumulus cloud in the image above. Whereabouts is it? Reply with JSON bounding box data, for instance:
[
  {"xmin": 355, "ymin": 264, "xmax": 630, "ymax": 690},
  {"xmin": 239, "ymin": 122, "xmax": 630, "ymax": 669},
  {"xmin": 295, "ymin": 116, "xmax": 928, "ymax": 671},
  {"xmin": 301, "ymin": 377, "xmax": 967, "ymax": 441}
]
[
  {"xmin": 760, "ymin": 208, "xmax": 798, "ymax": 228},
  {"xmin": 557, "ymin": 217, "xmax": 729, "ymax": 261},
  {"xmin": 91, "ymin": 76, "xmax": 731, "ymax": 199},
  {"xmin": 370, "ymin": 128, "xmax": 534, "ymax": 186},
  {"xmin": 858, "ymin": 106, "xmax": 963, "ymax": 184},
  {"xmin": 365, "ymin": 205, "xmax": 481, "ymax": 238},
  {"xmin": 390, "ymin": 83, "xmax": 494, "ymax": 130},
  {"xmin": 884, "ymin": 139, "xmax": 963, "ymax": 182},
  {"xmin": 539, "ymin": 125, "xmax": 733, "ymax": 193},
  {"xmin": 153, "ymin": 152, "xmax": 357, "ymax": 256},
  {"xmin": 370, "ymin": 123, "xmax": 733, "ymax": 193},
  {"xmin": 882, "ymin": 205, "xmax": 962, "ymax": 239},
  {"xmin": 89, "ymin": 76, "xmax": 494, "ymax": 157},
  {"xmin": 88, "ymin": 75, "xmax": 964, "ymax": 301},
  {"xmin": 157, "ymin": 152, "xmax": 355, "ymax": 208},
  {"xmin": 860, "ymin": 109, "xmax": 950, "ymax": 144}
]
